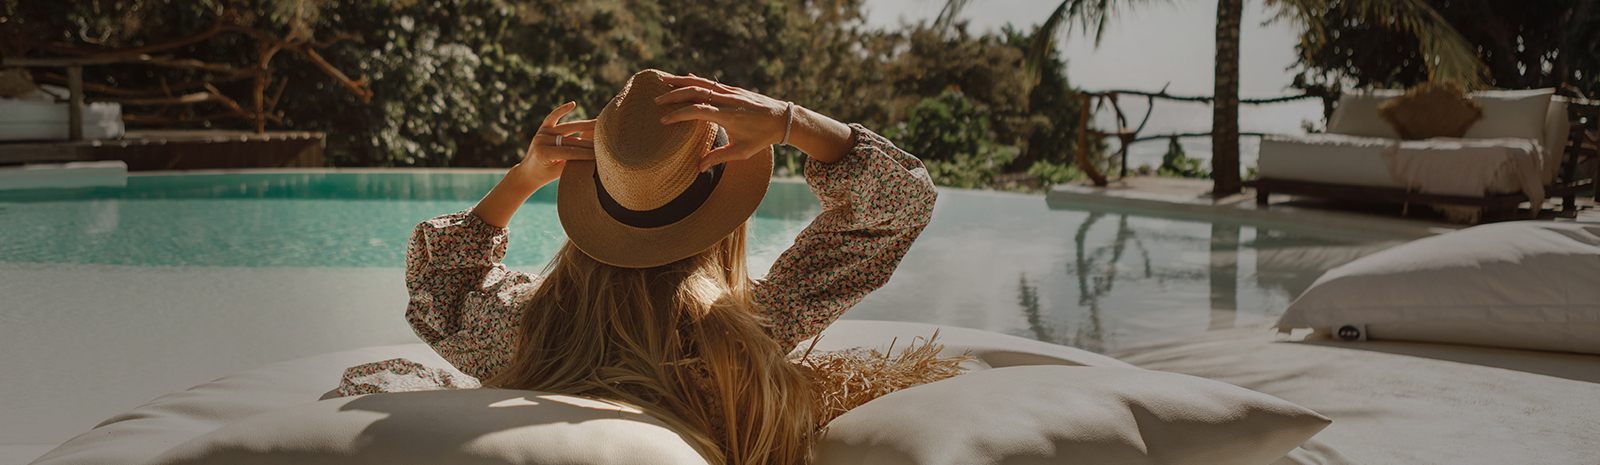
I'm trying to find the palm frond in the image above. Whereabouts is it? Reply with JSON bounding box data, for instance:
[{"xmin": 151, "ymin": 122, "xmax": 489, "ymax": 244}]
[
  {"xmin": 1024, "ymin": 1, "xmax": 1073, "ymax": 88},
  {"xmin": 1330, "ymin": 0, "xmax": 1488, "ymax": 88},
  {"xmin": 934, "ymin": 0, "xmax": 973, "ymax": 34},
  {"xmin": 1261, "ymin": 0, "xmax": 1328, "ymax": 39},
  {"xmin": 1022, "ymin": 0, "xmax": 1168, "ymax": 89}
]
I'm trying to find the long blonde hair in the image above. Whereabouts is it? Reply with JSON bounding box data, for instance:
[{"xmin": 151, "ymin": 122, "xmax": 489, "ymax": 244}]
[{"xmin": 484, "ymin": 223, "xmax": 818, "ymax": 465}]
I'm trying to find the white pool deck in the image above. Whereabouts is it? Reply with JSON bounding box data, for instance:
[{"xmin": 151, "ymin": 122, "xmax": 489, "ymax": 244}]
[{"xmin": 4, "ymin": 176, "xmax": 1596, "ymax": 465}]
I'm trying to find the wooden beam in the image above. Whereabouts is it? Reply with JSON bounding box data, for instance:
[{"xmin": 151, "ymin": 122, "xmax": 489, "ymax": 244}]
[
  {"xmin": 68, "ymin": 66, "xmax": 83, "ymax": 141},
  {"xmin": 2, "ymin": 55, "xmax": 152, "ymax": 67},
  {"xmin": 93, "ymin": 92, "xmax": 214, "ymax": 106}
]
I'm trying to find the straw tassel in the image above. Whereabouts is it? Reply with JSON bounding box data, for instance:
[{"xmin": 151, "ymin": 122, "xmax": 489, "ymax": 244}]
[{"xmin": 797, "ymin": 331, "xmax": 973, "ymax": 429}]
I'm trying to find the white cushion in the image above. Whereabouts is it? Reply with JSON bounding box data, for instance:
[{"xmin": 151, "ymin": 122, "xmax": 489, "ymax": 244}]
[
  {"xmin": 1277, "ymin": 221, "xmax": 1600, "ymax": 354},
  {"xmin": 1258, "ymin": 134, "xmax": 1404, "ymax": 187},
  {"xmin": 815, "ymin": 366, "xmax": 1331, "ymax": 465},
  {"xmin": 1327, "ymin": 90, "xmax": 1404, "ymax": 138},
  {"xmin": 1463, "ymin": 88, "xmax": 1555, "ymax": 142},
  {"xmin": 0, "ymin": 100, "xmax": 124, "ymax": 141},
  {"xmin": 0, "ymin": 98, "xmax": 67, "ymax": 123},
  {"xmin": 143, "ymin": 389, "xmax": 710, "ymax": 465},
  {"xmin": 1327, "ymin": 89, "xmax": 1559, "ymax": 156},
  {"xmin": 1257, "ymin": 134, "xmax": 1529, "ymax": 192}
]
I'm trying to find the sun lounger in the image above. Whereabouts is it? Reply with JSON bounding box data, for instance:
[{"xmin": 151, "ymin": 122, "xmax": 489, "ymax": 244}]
[{"xmin": 1248, "ymin": 89, "xmax": 1594, "ymax": 222}]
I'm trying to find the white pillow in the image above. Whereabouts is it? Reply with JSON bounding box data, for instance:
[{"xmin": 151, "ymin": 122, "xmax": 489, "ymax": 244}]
[
  {"xmin": 1327, "ymin": 90, "xmax": 1404, "ymax": 138},
  {"xmin": 1277, "ymin": 221, "xmax": 1600, "ymax": 354},
  {"xmin": 1463, "ymin": 88, "xmax": 1556, "ymax": 142},
  {"xmin": 142, "ymin": 389, "xmax": 711, "ymax": 465},
  {"xmin": 815, "ymin": 366, "xmax": 1331, "ymax": 465}
]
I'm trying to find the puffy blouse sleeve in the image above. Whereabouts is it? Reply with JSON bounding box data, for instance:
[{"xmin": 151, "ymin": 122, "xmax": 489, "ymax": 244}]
[
  {"xmin": 404, "ymin": 209, "xmax": 540, "ymax": 380},
  {"xmin": 753, "ymin": 124, "xmax": 938, "ymax": 350}
]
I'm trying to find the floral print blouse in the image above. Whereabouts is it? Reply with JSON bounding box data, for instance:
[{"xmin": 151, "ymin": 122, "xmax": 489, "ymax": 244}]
[{"xmin": 336, "ymin": 125, "xmax": 937, "ymax": 397}]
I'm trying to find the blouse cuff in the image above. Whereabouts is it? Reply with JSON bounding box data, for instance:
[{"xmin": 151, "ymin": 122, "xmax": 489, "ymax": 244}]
[
  {"xmin": 414, "ymin": 208, "xmax": 510, "ymax": 269},
  {"xmin": 802, "ymin": 124, "xmax": 937, "ymax": 231}
]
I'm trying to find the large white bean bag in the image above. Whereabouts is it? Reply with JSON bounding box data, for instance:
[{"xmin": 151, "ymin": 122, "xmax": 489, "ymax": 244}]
[
  {"xmin": 1277, "ymin": 221, "xmax": 1600, "ymax": 354},
  {"xmin": 31, "ymin": 321, "xmax": 1342, "ymax": 465}
]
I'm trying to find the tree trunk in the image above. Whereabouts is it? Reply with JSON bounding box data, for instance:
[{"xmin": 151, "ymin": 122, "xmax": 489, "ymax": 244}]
[{"xmin": 1212, "ymin": 0, "xmax": 1242, "ymax": 197}]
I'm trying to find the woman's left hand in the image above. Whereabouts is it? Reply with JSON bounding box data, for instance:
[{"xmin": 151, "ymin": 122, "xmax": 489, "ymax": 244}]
[{"xmin": 655, "ymin": 74, "xmax": 851, "ymax": 170}]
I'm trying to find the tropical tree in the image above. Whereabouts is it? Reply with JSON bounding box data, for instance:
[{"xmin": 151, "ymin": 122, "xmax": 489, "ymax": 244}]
[
  {"xmin": 1016, "ymin": 0, "xmax": 1486, "ymax": 197},
  {"xmin": 1292, "ymin": 0, "xmax": 1600, "ymax": 95}
]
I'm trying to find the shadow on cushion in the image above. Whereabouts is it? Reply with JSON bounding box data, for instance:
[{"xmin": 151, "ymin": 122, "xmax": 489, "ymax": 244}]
[
  {"xmin": 815, "ymin": 366, "xmax": 1330, "ymax": 465},
  {"xmin": 144, "ymin": 389, "xmax": 710, "ymax": 465}
]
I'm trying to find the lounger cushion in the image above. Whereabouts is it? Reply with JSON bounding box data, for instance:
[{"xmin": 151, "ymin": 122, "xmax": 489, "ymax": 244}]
[
  {"xmin": 142, "ymin": 389, "xmax": 711, "ymax": 465},
  {"xmin": 1377, "ymin": 82, "xmax": 1483, "ymax": 140},
  {"xmin": 1256, "ymin": 134, "xmax": 1530, "ymax": 192},
  {"xmin": 815, "ymin": 366, "xmax": 1331, "ymax": 465},
  {"xmin": 1327, "ymin": 90, "xmax": 1404, "ymax": 138},
  {"xmin": 0, "ymin": 99, "xmax": 125, "ymax": 141},
  {"xmin": 1463, "ymin": 88, "xmax": 1555, "ymax": 143},
  {"xmin": 1277, "ymin": 221, "xmax": 1600, "ymax": 354}
]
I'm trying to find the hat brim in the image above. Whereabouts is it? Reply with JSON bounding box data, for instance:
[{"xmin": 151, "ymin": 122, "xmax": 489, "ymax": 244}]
[{"xmin": 558, "ymin": 146, "xmax": 774, "ymax": 268}]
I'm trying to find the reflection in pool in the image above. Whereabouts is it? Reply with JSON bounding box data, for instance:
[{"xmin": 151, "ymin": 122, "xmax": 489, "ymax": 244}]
[
  {"xmin": 1006, "ymin": 213, "xmax": 1399, "ymax": 352},
  {"xmin": 840, "ymin": 189, "xmax": 1405, "ymax": 352}
]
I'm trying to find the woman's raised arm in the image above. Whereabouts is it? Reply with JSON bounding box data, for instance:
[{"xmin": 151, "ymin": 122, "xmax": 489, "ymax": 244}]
[
  {"xmin": 654, "ymin": 74, "xmax": 854, "ymax": 168},
  {"xmin": 648, "ymin": 73, "xmax": 938, "ymax": 349},
  {"xmin": 473, "ymin": 102, "xmax": 596, "ymax": 227}
]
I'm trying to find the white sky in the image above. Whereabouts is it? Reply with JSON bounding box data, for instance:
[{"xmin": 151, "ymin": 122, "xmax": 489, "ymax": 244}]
[{"xmin": 861, "ymin": 0, "xmax": 1308, "ymax": 98}]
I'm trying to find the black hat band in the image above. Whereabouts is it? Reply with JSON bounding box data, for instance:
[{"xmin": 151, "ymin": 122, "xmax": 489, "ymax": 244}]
[{"xmin": 593, "ymin": 127, "xmax": 730, "ymax": 229}]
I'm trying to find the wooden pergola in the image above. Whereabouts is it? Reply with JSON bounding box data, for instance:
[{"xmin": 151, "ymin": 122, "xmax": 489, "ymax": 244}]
[
  {"xmin": 2, "ymin": 12, "xmax": 372, "ymax": 142},
  {"xmin": 1, "ymin": 54, "xmax": 157, "ymax": 141}
]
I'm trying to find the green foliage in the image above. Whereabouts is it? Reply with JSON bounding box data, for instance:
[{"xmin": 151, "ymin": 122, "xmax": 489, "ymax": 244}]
[
  {"xmin": 1002, "ymin": 27, "xmax": 1100, "ymax": 184},
  {"xmin": 1, "ymin": 0, "xmax": 1105, "ymax": 190},
  {"xmin": 884, "ymin": 90, "xmax": 1016, "ymax": 188},
  {"xmin": 1291, "ymin": 0, "xmax": 1596, "ymax": 94},
  {"xmin": 280, "ymin": 0, "xmax": 601, "ymax": 166},
  {"xmin": 1026, "ymin": 159, "xmax": 1088, "ymax": 185},
  {"xmin": 1156, "ymin": 137, "xmax": 1207, "ymax": 178}
]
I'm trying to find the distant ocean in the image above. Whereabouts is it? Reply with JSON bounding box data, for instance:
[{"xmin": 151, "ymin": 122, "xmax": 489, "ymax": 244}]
[{"xmin": 1087, "ymin": 98, "xmax": 1326, "ymax": 175}]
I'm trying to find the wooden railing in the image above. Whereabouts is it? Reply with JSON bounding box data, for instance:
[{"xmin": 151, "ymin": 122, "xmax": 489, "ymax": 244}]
[{"xmin": 1071, "ymin": 88, "xmax": 1321, "ymax": 185}]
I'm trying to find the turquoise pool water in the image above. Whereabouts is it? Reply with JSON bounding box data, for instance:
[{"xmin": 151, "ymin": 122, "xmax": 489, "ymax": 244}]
[
  {"xmin": 1, "ymin": 169, "xmax": 1410, "ymax": 446},
  {"xmin": 0, "ymin": 171, "xmax": 819, "ymax": 269}
]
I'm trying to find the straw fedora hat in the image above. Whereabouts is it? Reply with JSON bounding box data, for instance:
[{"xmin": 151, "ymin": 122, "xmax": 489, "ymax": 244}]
[{"xmin": 558, "ymin": 69, "xmax": 774, "ymax": 268}]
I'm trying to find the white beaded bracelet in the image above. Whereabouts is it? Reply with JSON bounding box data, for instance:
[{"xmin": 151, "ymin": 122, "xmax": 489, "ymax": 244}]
[{"xmin": 780, "ymin": 101, "xmax": 794, "ymax": 146}]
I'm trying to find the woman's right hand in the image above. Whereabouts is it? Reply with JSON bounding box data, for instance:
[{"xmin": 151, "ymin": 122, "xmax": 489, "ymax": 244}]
[
  {"xmin": 474, "ymin": 102, "xmax": 595, "ymax": 228},
  {"xmin": 512, "ymin": 102, "xmax": 596, "ymax": 189}
]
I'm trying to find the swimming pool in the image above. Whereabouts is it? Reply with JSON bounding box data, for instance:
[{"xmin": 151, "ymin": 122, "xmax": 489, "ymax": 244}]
[{"xmin": 0, "ymin": 169, "xmax": 1409, "ymax": 446}]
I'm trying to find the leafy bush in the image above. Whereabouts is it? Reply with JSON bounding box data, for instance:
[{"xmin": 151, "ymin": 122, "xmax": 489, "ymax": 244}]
[
  {"xmin": 883, "ymin": 90, "xmax": 1016, "ymax": 188},
  {"xmin": 1157, "ymin": 137, "xmax": 1209, "ymax": 178}
]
